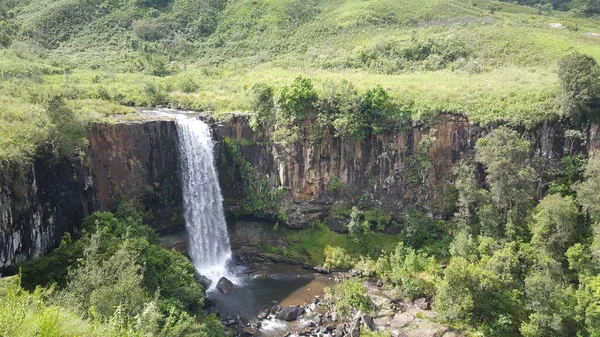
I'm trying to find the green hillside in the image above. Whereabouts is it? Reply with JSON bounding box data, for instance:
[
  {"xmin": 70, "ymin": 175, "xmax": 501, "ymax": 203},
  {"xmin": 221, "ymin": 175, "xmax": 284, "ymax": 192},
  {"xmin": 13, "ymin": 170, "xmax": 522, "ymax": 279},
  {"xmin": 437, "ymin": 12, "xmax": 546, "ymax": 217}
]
[{"xmin": 0, "ymin": 0, "xmax": 599, "ymax": 165}]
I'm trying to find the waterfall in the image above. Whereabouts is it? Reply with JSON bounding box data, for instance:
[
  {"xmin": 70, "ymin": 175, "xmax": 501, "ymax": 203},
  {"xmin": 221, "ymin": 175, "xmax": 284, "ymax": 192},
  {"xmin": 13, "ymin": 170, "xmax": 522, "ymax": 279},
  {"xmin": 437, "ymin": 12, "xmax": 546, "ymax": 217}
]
[{"xmin": 176, "ymin": 118, "xmax": 235, "ymax": 289}]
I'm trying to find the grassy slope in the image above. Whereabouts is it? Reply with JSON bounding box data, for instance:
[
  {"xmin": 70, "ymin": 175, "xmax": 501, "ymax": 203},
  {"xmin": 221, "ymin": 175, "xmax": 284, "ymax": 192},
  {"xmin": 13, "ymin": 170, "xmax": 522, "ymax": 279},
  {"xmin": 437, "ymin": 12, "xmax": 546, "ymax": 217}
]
[{"xmin": 1, "ymin": 0, "xmax": 600, "ymax": 165}]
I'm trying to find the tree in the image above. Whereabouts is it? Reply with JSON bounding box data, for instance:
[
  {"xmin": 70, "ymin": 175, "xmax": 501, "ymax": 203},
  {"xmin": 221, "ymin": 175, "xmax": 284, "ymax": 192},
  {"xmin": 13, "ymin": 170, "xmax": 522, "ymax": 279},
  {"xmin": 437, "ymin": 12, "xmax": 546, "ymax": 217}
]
[
  {"xmin": 278, "ymin": 76, "xmax": 318, "ymax": 124},
  {"xmin": 488, "ymin": 1, "xmax": 502, "ymax": 13},
  {"xmin": 557, "ymin": 53, "xmax": 600, "ymax": 122},
  {"xmin": 59, "ymin": 232, "xmax": 149, "ymax": 319},
  {"xmin": 574, "ymin": 156, "xmax": 600, "ymax": 221},
  {"xmin": 347, "ymin": 206, "xmax": 372, "ymax": 245},
  {"xmin": 529, "ymin": 194, "xmax": 581, "ymax": 258},
  {"xmin": 475, "ymin": 127, "xmax": 536, "ymax": 237},
  {"xmin": 248, "ymin": 83, "xmax": 275, "ymax": 131}
]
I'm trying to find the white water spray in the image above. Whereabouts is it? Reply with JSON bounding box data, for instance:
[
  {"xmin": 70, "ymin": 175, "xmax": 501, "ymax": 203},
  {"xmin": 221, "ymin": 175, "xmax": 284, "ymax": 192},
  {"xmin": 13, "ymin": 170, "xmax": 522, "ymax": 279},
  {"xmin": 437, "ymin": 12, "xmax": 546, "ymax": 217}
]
[{"xmin": 176, "ymin": 117, "xmax": 236, "ymax": 289}]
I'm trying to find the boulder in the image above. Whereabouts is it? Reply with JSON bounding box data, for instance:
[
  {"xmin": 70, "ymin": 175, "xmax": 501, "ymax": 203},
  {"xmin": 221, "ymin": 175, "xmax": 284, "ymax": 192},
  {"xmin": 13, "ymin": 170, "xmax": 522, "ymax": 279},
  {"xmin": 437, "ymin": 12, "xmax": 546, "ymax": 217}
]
[
  {"xmin": 361, "ymin": 314, "xmax": 377, "ymax": 331},
  {"xmin": 275, "ymin": 306, "xmax": 305, "ymax": 321},
  {"xmin": 414, "ymin": 298, "xmax": 430, "ymax": 310},
  {"xmin": 216, "ymin": 277, "xmax": 234, "ymax": 295},
  {"xmin": 314, "ymin": 314, "xmax": 323, "ymax": 325},
  {"xmin": 257, "ymin": 308, "xmax": 270, "ymax": 320},
  {"xmin": 194, "ymin": 273, "xmax": 212, "ymax": 289},
  {"xmin": 349, "ymin": 319, "xmax": 361, "ymax": 337},
  {"xmin": 334, "ymin": 323, "xmax": 346, "ymax": 336},
  {"xmin": 391, "ymin": 331, "xmax": 408, "ymax": 337},
  {"xmin": 303, "ymin": 320, "xmax": 316, "ymax": 328},
  {"xmin": 241, "ymin": 327, "xmax": 258, "ymax": 336},
  {"xmin": 331, "ymin": 311, "xmax": 338, "ymax": 322},
  {"xmin": 376, "ymin": 279, "xmax": 384, "ymax": 287}
]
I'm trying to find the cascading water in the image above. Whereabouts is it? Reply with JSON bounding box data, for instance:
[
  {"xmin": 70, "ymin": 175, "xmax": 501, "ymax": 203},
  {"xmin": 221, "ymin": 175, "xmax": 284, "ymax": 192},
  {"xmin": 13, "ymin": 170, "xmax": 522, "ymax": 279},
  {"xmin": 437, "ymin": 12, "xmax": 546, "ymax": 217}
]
[{"xmin": 176, "ymin": 117, "xmax": 236, "ymax": 289}]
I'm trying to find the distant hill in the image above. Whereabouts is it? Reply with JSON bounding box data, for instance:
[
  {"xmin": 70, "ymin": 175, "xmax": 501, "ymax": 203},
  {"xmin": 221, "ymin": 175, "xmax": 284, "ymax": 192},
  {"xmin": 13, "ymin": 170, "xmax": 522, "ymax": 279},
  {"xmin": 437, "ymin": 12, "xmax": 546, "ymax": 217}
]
[{"xmin": 0, "ymin": 0, "xmax": 599, "ymax": 166}]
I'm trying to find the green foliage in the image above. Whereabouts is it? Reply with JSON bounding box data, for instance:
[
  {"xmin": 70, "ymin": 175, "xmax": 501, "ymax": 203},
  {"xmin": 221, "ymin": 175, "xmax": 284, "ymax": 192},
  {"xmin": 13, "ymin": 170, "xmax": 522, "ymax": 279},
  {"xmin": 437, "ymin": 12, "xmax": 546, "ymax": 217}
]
[
  {"xmin": 278, "ymin": 75, "xmax": 318, "ymax": 124},
  {"xmin": 547, "ymin": 154, "xmax": 586, "ymax": 196},
  {"xmin": 222, "ymin": 137, "xmax": 284, "ymax": 217},
  {"xmin": 400, "ymin": 206, "xmax": 446, "ymax": 250},
  {"xmin": 323, "ymin": 245, "xmax": 354, "ymax": 271},
  {"xmin": 529, "ymin": 194, "xmax": 582, "ymax": 258},
  {"xmin": 11, "ymin": 233, "xmax": 84, "ymax": 290},
  {"xmin": 475, "ymin": 127, "xmax": 536, "ymax": 238},
  {"xmin": 574, "ymin": 156, "xmax": 600, "ymax": 221},
  {"xmin": 558, "ymin": 53, "xmax": 600, "ymax": 122},
  {"xmin": 175, "ymin": 76, "xmax": 198, "ymax": 94},
  {"xmin": 13, "ymin": 203, "xmax": 207, "ymax": 330},
  {"xmin": 327, "ymin": 176, "xmax": 346, "ymax": 194},
  {"xmin": 363, "ymin": 207, "xmax": 395, "ymax": 231},
  {"xmin": 248, "ymin": 83, "xmax": 275, "ymax": 131},
  {"xmin": 352, "ymin": 36, "xmax": 472, "ymax": 74},
  {"xmin": 46, "ymin": 95, "xmax": 87, "ymax": 160},
  {"xmin": 326, "ymin": 279, "xmax": 373, "ymax": 317},
  {"xmin": 488, "ymin": 1, "xmax": 503, "ymax": 14},
  {"xmin": 382, "ymin": 242, "xmax": 436, "ymax": 300}
]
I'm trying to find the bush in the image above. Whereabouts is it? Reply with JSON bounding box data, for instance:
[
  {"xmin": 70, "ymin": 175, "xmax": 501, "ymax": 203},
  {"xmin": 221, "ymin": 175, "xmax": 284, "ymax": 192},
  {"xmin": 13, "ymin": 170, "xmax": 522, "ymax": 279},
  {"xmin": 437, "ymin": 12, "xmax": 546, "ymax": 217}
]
[
  {"xmin": 557, "ymin": 53, "xmax": 600, "ymax": 122},
  {"xmin": 326, "ymin": 279, "xmax": 373, "ymax": 317},
  {"xmin": 384, "ymin": 242, "xmax": 435, "ymax": 300},
  {"xmin": 249, "ymin": 83, "xmax": 275, "ymax": 130},
  {"xmin": 278, "ymin": 75, "xmax": 318, "ymax": 124},
  {"xmin": 323, "ymin": 246, "xmax": 353, "ymax": 270},
  {"xmin": 175, "ymin": 76, "xmax": 198, "ymax": 94}
]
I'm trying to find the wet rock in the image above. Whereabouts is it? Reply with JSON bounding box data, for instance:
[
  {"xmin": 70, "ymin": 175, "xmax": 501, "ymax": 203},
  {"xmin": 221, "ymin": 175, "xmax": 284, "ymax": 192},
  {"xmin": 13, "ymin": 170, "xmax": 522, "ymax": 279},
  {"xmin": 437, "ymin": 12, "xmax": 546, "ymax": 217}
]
[
  {"xmin": 270, "ymin": 305, "xmax": 281, "ymax": 315},
  {"xmin": 241, "ymin": 327, "xmax": 258, "ymax": 336},
  {"xmin": 361, "ymin": 314, "xmax": 377, "ymax": 331},
  {"xmin": 257, "ymin": 308, "xmax": 270, "ymax": 320},
  {"xmin": 194, "ymin": 273, "xmax": 212, "ymax": 289},
  {"xmin": 274, "ymin": 306, "xmax": 305, "ymax": 321},
  {"xmin": 216, "ymin": 277, "xmax": 234, "ymax": 295},
  {"xmin": 239, "ymin": 316, "xmax": 249, "ymax": 327},
  {"xmin": 223, "ymin": 319, "xmax": 237, "ymax": 326},
  {"xmin": 303, "ymin": 320, "xmax": 316, "ymax": 328},
  {"xmin": 414, "ymin": 297, "xmax": 430, "ymax": 310}
]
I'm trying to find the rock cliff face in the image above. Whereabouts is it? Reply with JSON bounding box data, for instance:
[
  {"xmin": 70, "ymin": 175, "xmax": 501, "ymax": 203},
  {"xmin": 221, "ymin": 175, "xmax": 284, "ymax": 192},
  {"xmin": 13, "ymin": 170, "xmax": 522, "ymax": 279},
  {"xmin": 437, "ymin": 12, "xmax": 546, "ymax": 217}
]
[
  {"xmin": 86, "ymin": 121, "xmax": 183, "ymax": 234},
  {"xmin": 212, "ymin": 114, "xmax": 588, "ymax": 228},
  {"xmin": 0, "ymin": 159, "xmax": 96, "ymax": 269},
  {"xmin": 0, "ymin": 113, "xmax": 597, "ymax": 268},
  {"xmin": 0, "ymin": 120, "xmax": 183, "ymax": 269}
]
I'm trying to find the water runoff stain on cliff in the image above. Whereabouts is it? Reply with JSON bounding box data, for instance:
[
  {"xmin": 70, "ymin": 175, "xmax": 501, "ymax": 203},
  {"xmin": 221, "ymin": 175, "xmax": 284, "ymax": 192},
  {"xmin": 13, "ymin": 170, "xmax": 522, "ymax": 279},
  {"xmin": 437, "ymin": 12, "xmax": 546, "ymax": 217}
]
[{"xmin": 176, "ymin": 116, "xmax": 238, "ymax": 289}]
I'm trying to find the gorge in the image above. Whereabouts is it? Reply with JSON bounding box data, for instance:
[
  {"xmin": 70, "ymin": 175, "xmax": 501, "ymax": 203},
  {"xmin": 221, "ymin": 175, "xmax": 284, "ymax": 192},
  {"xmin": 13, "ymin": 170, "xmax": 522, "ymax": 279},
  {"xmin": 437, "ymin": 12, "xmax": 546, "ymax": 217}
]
[{"xmin": 1, "ymin": 111, "xmax": 599, "ymax": 271}]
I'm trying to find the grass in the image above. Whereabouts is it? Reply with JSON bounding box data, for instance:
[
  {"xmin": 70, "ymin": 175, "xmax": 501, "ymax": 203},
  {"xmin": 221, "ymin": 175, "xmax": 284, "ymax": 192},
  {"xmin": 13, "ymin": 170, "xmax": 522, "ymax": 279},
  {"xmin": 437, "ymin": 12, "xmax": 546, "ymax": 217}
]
[
  {"xmin": 281, "ymin": 223, "xmax": 399, "ymax": 265},
  {"xmin": 1, "ymin": 0, "xmax": 600, "ymax": 166}
]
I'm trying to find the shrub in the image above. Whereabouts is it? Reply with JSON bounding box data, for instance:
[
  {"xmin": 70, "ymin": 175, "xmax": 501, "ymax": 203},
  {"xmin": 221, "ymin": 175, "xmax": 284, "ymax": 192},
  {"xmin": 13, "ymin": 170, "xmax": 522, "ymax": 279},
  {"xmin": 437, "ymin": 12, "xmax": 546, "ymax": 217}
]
[
  {"xmin": 147, "ymin": 56, "xmax": 170, "ymax": 77},
  {"xmin": 278, "ymin": 76, "xmax": 318, "ymax": 124},
  {"xmin": 175, "ymin": 76, "xmax": 198, "ymax": 93},
  {"xmin": 249, "ymin": 83, "xmax": 275, "ymax": 130},
  {"xmin": 327, "ymin": 279, "xmax": 373, "ymax": 317},
  {"xmin": 384, "ymin": 242, "xmax": 435, "ymax": 300},
  {"xmin": 327, "ymin": 176, "xmax": 345, "ymax": 194},
  {"xmin": 558, "ymin": 53, "xmax": 600, "ymax": 122},
  {"xmin": 323, "ymin": 246, "xmax": 353, "ymax": 270}
]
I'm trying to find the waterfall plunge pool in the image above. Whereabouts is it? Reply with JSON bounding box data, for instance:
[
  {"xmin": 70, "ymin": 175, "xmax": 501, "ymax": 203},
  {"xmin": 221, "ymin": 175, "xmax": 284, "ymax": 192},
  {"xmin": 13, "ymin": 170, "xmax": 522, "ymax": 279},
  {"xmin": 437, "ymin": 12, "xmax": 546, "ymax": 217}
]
[{"xmin": 160, "ymin": 230, "xmax": 336, "ymax": 337}]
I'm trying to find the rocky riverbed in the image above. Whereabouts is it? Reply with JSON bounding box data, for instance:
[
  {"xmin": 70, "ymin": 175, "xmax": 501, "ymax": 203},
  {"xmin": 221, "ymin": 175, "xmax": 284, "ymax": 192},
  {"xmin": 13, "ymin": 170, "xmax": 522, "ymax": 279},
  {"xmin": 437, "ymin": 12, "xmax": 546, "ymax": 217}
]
[{"xmin": 207, "ymin": 269, "xmax": 463, "ymax": 337}]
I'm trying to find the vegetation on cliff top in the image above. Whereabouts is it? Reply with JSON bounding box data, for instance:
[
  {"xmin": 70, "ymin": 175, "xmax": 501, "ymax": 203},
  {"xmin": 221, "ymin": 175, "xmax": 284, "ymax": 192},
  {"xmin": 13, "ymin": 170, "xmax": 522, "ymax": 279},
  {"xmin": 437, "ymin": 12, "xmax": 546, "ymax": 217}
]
[{"xmin": 1, "ymin": 0, "xmax": 600, "ymax": 167}]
